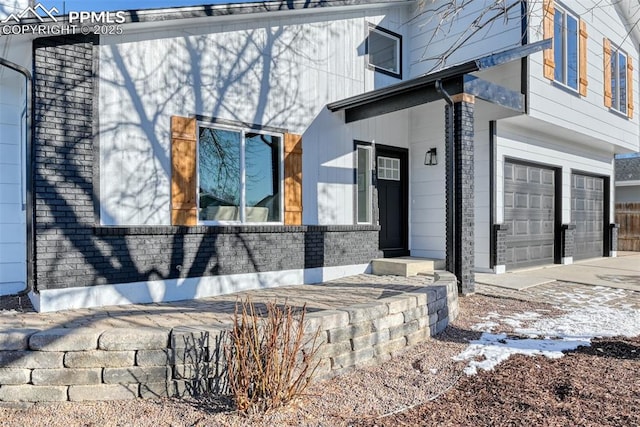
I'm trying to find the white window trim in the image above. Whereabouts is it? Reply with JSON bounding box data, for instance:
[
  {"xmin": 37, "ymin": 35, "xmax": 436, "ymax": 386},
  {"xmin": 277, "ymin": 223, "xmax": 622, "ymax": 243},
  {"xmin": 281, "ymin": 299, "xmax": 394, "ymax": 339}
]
[
  {"xmin": 610, "ymin": 44, "xmax": 628, "ymax": 114},
  {"xmin": 367, "ymin": 25, "xmax": 402, "ymax": 78},
  {"xmin": 355, "ymin": 145, "xmax": 373, "ymax": 225},
  {"xmin": 554, "ymin": 4, "xmax": 580, "ymax": 93},
  {"xmin": 196, "ymin": 122, "xmax": 285, "ymax": 226}
]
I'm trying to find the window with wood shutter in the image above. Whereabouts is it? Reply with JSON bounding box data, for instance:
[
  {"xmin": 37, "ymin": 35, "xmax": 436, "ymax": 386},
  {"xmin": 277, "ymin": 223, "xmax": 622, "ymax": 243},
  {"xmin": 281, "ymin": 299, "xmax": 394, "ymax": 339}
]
[
  {"xmin": 579, "ymin": 20, "xmax": 588, "ymax": 96},
  {"xmin": 603, "ymin": 38, "xmax": 612, "ymax": 108},
  {"xmin": 548, "ymin": 3, "xmax": 582, "ymax": 93},
  {"xmin": 171, "ymin": 116, "xmax": 198, "ymax": 226},
  {"xmin": 627, "ymin": 57, "xmax": 634, "ymax": 118}
]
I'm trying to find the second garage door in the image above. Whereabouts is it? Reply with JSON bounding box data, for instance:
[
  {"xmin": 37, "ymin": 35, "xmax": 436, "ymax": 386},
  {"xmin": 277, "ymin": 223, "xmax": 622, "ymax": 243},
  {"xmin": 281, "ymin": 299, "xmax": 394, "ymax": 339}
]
[
  {"xmin": 504, "ymin": 161, "xmax": 556, "ymax": 269},
  {"xmin": 571, "ymin": 174, "xmax": 604, "ymax": 260}
]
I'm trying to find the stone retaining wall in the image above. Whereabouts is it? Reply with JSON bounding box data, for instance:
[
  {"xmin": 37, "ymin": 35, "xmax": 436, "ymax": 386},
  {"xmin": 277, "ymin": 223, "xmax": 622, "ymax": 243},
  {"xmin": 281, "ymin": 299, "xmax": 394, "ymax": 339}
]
[{"xmin": 0, "ymin": 273, "xmax": 458, "ymax": 403}]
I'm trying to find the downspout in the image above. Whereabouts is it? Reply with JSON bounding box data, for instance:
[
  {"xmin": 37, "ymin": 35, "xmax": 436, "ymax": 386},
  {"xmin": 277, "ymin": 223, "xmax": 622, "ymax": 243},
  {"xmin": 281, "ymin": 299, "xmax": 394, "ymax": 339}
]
[
  {"xmin": 435, "ymin": 79, "xmax": 456, "ymax": 277},
  {"xmin": 0, "ymin": 56, "xmax": 34, "ymax": 298}
]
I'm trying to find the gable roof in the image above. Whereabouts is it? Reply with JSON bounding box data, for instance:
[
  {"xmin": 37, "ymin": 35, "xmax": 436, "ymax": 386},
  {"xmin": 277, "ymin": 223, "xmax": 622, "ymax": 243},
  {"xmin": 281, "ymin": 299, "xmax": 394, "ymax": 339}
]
[{"xmin": 616, "ymin": 156, "xmax": 640, "ymax": 181}]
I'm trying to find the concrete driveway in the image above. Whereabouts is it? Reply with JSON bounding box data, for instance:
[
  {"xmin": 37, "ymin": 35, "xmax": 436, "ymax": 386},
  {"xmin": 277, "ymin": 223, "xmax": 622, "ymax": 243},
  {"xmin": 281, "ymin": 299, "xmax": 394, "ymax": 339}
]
[{"xmin": 475, "ymin": 252, "xmax": 640, "ymax": 291}]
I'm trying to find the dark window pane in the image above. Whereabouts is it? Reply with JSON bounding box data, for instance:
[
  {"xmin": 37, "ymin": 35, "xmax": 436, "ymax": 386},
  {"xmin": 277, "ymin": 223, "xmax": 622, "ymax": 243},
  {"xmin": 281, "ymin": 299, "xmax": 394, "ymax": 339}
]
[
  {"xmin": 198, "ymin": 128, "xmax": 241, "ymax": 221},
  {"xmin": 619, "ymin": 52, "xmax": 627, "ymax": 113},
  {"xmin": 554, "ymin": 10, "xmax": 564, "ymax": 83},
  {"xmin": 369, "ymin": 30, "xmax": 398, "ymax": 73},
  {"xmin": 245, "ymin": 133, "xmax": 281, "ymax": 222},
  {"xmin": 566, "ymin": 15, "xmax": 578, "ymax": 89}
]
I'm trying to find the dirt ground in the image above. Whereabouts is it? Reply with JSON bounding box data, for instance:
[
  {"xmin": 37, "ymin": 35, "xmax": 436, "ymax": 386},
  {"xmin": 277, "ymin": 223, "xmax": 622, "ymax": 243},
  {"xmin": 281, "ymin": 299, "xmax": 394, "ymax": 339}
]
[{"xmin": 1, "ymin": 294, "xmax": 638, "ymax": 427}]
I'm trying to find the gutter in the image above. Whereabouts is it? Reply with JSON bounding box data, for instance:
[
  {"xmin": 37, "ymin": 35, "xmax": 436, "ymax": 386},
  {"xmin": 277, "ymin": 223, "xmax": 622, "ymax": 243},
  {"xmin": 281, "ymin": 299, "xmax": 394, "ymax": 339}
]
[{"xmin": 0, "ymin": 56, "xmax": 34, "ymax": 298}]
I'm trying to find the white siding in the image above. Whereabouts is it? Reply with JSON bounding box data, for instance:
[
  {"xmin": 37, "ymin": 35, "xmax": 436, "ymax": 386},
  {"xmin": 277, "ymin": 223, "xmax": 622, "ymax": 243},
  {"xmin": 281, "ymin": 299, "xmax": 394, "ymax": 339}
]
[
  {"xmin": 407, "ymin": 0, "xmax": 522, "ymax": 77},
  {"xmin": 98, "ymin": 6, "xmax": 410, "ymax": 226},
  {"xmin": 527, "ymin": 0, "xmax": 640, "ymax": 153},
  {"xmin": 0, "ymin": 63, "xmax": 28, "ymax": 295},
  {"xmin": 496, "ymin": 118, "xmax": 615, "ymax": 227}
]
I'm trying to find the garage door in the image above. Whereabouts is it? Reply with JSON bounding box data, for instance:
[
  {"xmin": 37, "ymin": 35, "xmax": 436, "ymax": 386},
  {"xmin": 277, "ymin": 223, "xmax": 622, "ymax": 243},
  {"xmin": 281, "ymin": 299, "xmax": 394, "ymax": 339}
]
[
  {"xmin": 504, "ymin": 161, "xmax": 556, "ymax": 269},
  {"xmin": 571, "ymin": 174, "xmax": 604, "ymax": 260}
]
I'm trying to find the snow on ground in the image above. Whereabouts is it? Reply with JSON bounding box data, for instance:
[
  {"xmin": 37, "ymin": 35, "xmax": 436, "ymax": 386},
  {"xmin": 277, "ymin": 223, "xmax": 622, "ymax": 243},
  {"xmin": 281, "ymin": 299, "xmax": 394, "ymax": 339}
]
[{"xmin": 455, "ymin": 297, "xmax": 640, "ymax": 376}]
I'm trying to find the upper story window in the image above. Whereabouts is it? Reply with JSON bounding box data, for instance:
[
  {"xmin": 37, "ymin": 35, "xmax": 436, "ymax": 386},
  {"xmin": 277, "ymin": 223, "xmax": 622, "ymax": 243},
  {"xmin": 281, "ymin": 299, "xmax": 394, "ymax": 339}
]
[
  {"xmin": 604, "ymin": 38, "xmax": 634, "ymax": 118},
  {"xmin": 367, "ymin": 25, "xmax": 402, "ymax": 78},
  {"xmin": 543, "ymin": 1, "xmax": 587, "ymax": 96},
  {"xmin": 198, "ymin": 125, "xmax": 283, "ymax": 224},
  {"xmin": 553, "ymin": 5, "xmax": 579, "ymax": 90},
  {"xmin": 611, "ymin": 46, "xmax": 628, "ymax": 114}
]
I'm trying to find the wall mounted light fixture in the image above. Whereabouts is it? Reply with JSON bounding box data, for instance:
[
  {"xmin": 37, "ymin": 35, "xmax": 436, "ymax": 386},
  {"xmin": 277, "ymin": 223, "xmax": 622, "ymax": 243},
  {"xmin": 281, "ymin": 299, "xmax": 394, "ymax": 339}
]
[{"xmin": 424, "ymin": 147, "xmax": 437, "ymax": 166}]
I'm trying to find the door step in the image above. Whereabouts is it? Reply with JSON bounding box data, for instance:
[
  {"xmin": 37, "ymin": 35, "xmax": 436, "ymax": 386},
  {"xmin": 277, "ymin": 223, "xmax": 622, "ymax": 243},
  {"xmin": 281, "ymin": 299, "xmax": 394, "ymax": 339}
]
[{"xmin": 371, "ymin": 257, "xmax": 446, "ymax": 277}]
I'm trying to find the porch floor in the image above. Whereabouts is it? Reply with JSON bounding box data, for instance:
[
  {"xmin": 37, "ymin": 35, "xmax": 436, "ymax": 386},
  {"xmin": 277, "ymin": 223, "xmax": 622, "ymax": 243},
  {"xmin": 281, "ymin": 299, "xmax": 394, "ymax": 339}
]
[{"xmin": 0, "ymin": 274, "xmax": 437, "ymax": 330}]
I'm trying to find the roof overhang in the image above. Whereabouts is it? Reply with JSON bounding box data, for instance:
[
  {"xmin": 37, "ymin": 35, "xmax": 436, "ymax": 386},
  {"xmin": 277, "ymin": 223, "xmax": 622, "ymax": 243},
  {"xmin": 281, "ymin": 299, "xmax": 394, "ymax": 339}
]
[{"xmin": 327, "ymin": 39, "xmax": 551, "ymax": 123}]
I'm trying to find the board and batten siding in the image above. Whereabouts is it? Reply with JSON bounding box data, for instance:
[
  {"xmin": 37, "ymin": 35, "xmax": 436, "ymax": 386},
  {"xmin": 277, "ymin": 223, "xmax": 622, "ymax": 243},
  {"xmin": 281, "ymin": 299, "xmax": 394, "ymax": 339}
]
[
  {"xmin": 527, "ymin": 0, "xmax": 639, "ymax": 153},
  {"xmin": 407, "ymin": 0, "xmax": 522, "ymax": 77},
  {"xmin": 0, "ymin": 62, "xmax": 28, "ymax": 295},
  {"xmin": 98, "ymin": 6, "xmax": 410, "ymax": 226}
]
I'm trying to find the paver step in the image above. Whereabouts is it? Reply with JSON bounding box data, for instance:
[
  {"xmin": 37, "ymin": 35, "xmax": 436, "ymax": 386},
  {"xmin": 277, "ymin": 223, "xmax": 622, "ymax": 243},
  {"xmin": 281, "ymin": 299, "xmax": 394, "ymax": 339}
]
[{"xmin": 371, "ymin": 257, "xmax": 445, "ymax": 277}]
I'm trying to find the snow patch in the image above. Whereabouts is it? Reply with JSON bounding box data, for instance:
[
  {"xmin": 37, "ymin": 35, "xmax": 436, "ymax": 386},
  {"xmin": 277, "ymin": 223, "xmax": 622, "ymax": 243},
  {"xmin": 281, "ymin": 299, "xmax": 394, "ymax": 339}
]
[{"xmin": 455, "ymin": 300, "xmax": 640, "ymax": 376}]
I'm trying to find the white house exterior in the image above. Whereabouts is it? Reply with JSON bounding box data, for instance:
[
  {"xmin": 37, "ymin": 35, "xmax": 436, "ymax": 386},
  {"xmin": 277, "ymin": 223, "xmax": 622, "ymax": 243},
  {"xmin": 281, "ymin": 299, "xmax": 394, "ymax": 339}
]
[{"xmin": 0, "ymin": 0, "xmax": 638, "ymax": 311}]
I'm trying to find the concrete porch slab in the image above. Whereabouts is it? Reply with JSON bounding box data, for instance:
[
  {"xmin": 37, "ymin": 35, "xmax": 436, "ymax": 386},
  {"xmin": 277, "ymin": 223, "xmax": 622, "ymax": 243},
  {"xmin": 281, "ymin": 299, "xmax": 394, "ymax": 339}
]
[{"xmin": 372, "ymin": 257, "xmax": 446, "ymax": 277}]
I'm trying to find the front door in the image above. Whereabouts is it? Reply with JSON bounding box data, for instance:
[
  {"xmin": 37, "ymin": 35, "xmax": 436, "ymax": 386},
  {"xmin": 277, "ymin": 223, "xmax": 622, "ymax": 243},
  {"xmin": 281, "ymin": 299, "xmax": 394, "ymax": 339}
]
[{"xmin": 376, "ymin": 146, "xmax": 408, "ymax": 257}]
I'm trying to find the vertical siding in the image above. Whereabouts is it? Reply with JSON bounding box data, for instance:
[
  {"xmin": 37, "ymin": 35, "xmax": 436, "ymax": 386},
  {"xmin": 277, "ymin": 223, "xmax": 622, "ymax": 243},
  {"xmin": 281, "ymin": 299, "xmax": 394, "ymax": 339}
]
[
  {"xmin": 98, "ymin": 7, "xmax": 410, "ymax": 226},
  {"xmin": 407, "ymin": 0, "xmax": 522, "ymax": 77},
  {"xmin": 527, "ymin": 0, "xmax": 639, "ymax": 152},
  {"xmin": 0, "ymin": 67, "xmax": 27, "ymax": 294}
]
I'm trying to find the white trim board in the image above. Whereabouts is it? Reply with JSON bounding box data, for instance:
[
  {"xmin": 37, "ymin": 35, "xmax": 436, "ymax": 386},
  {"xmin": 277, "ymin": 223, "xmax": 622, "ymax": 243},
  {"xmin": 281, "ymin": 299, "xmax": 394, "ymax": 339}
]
[{"xmin": 28, "ymin": 264, "xmax": 372, "ymax": 313}]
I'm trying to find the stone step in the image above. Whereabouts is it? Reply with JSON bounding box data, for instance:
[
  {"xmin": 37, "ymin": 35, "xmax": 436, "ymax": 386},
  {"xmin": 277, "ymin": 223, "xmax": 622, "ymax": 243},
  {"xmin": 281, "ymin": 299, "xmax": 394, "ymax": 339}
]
[{"xmin": 371, "ymin": 257, "xmax": 446, "ymax": 277}]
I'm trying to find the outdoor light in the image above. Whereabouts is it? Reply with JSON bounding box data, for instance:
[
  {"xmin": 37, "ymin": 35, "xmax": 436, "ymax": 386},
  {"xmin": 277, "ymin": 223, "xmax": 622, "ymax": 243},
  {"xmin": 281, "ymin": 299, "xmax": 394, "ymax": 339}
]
[{"xmin": 424, "ymin": 147, "xmax": 438, "ymax": 166}]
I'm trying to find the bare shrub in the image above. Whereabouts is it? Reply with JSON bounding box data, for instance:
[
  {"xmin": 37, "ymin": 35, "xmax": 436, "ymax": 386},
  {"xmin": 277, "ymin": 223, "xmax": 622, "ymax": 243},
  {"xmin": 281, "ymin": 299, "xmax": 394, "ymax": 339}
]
[{"xmin": 224, "ymin": 298, "xmax": 322, "ymax": 414}]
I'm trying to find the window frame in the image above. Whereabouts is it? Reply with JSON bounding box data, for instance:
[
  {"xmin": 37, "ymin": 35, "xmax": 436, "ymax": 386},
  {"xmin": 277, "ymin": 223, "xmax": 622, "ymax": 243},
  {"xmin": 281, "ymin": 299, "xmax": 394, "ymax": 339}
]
[
  {"xmin": 610, "ymin": 44, "xmax": 629, "ymax": 114},
  {"xmin": 196, "ymin": 122, "xmax": 285, "ymax": 225},
  {"xmin": 552, "ymin": 4, "xmax": 580, "ymax": 92},
  {"xmin": 355, "ymin": 142, "xmax": 373, "ymax": 225},
  {"xmin": 366, "ymin": 24, "xmax": 402, "ymax": 79}
]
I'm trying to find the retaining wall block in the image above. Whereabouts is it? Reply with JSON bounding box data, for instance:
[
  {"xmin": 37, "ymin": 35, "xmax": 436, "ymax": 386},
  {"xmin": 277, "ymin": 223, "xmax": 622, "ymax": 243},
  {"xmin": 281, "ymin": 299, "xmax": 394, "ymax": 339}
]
[
  {"xmin": 0, "ymin": 368, "xmax": 31, "ymax": 385},
  {"xmin": 136, "ymin": 349, "xmax": 173, "ymax": 367},
  {"xmin": 403, "ymin": 305, "xmax": 427, "ymax": 323},
  {"xmin": 305, "ymin": 309, "xmax": 350, "ymax": 332},
  {"xmin": 64, "ymin": 350, "xmax": 135, "ymax": 368},
  {"xmin": 342, "ymin": 302, "xmax": 388, "ymax": 324},
  {"xmin": 383, "ymin": 295, "xmax": 417, "ymax": 314},
  {"xmin": 318, "ymin": 341, "xmax": 352, "ymax": 359},
  {"xmin": 351, "ymin": 330, "xmax": 391, "ymax": 351},
  {"xmin": 29, "ymin": 328, "xmax": 102, "ymax": 351},
  {"xmin": 388, "ymin": 320, "xmax": 419, "ymax": 340},
  {"xmin": 372, "ymin": 313, "xmax": 404, "ymax": 331},
  {"xmin": 171, "ymin": 325, "xmax": 229, "ymax": 350},
  {"xmin": 0, "ymin": 385, "xmax": 68, "ymax": 402},
  {"xmin": 0, "ymin": 329, "xmax": 40, "ymax": 351},
  {"xmin": 327, "ymin": 322, "xmax": 373, "ymax": 343},
  {"xmin": 331, "ymin": 347, "xmax": 374, "ymax": 369},
  {"xmin": 68, "ymin": 384, "xmax": 139, "ymax": 401},
  {"xmin": 373, "ymin": 336, "xmax": 407, "ymax": 357},
  {"xmin": 103, "ymin": 366, "xmax": 171, "ymax": 384},
  {"xmin": 99, "ymin": 328, "xmax": 170, "ymax": 351},
  {"xmin": 0, "ymin": 351, "xmax": 64, "ymax": 369},
  {"xmin": 406, "ymin": 328, "xmax": 430, "ymax": 346},
  {"xmin": 31, "ymin": 368, "xmax": 102, "ymax": 386}
]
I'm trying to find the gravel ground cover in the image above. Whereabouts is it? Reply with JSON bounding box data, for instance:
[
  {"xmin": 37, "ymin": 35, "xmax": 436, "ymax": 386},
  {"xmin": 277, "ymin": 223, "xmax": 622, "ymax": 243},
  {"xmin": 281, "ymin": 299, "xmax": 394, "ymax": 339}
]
[{"xmin": 1, "ymin": 290, "xmax": 638, "ymax": 426}]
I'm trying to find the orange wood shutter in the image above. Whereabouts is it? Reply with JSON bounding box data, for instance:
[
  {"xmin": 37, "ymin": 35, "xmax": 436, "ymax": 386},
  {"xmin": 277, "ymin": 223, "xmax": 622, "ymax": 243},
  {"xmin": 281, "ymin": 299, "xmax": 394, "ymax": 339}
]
[
  {"xmin": 171, "ymin": 116, "xmax": 198, "ymax": 226},
  {"xmin": 284, "ymin": 133, "xmax": 303, "ymax": 225},
  {"xmin": 579, "ymin": 20, "xmax": 588, "ymax": 96},
  {"xmin": 603, "ymin": 38, "xmax": 612, "ymax": 108},
  {"xmin": 543, "ymin": 0, "xmax": 555, "ymax": 80},
  {"xmin": 627, "ymin": 57, "xmax": 634, "ymax": 118}
]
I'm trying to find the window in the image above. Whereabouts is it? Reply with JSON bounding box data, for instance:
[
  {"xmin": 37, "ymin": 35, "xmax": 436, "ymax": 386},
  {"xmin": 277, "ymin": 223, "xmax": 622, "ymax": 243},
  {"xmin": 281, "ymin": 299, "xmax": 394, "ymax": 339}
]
[
  {"xmin": 198, "ymin": 125, "xmax": 282, "ymax": 223},
  {"xmin": 553, "ymin": 5, "xmax": 579, "ymax": 90},
  {"xmin": 356, "ymin": 145, "xmax": 372, "ymax": 223},
  {"xmin": 377, "ymin": 156, "xmax": 400, "ymax": 181},
  {"xmin": 367, "ymin": 25, "xmax": 402, "ymax": 78},
  {"xmin": 611, "ymin": 46, "xmax": 628, "ymax": 114}
]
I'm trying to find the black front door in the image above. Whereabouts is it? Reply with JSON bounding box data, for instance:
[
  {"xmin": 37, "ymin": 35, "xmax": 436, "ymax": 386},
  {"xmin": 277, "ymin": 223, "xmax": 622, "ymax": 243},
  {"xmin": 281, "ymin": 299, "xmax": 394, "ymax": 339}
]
[{"xmin": 376, "ymin": 146, "xmax": 408, "ymax": 257}]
